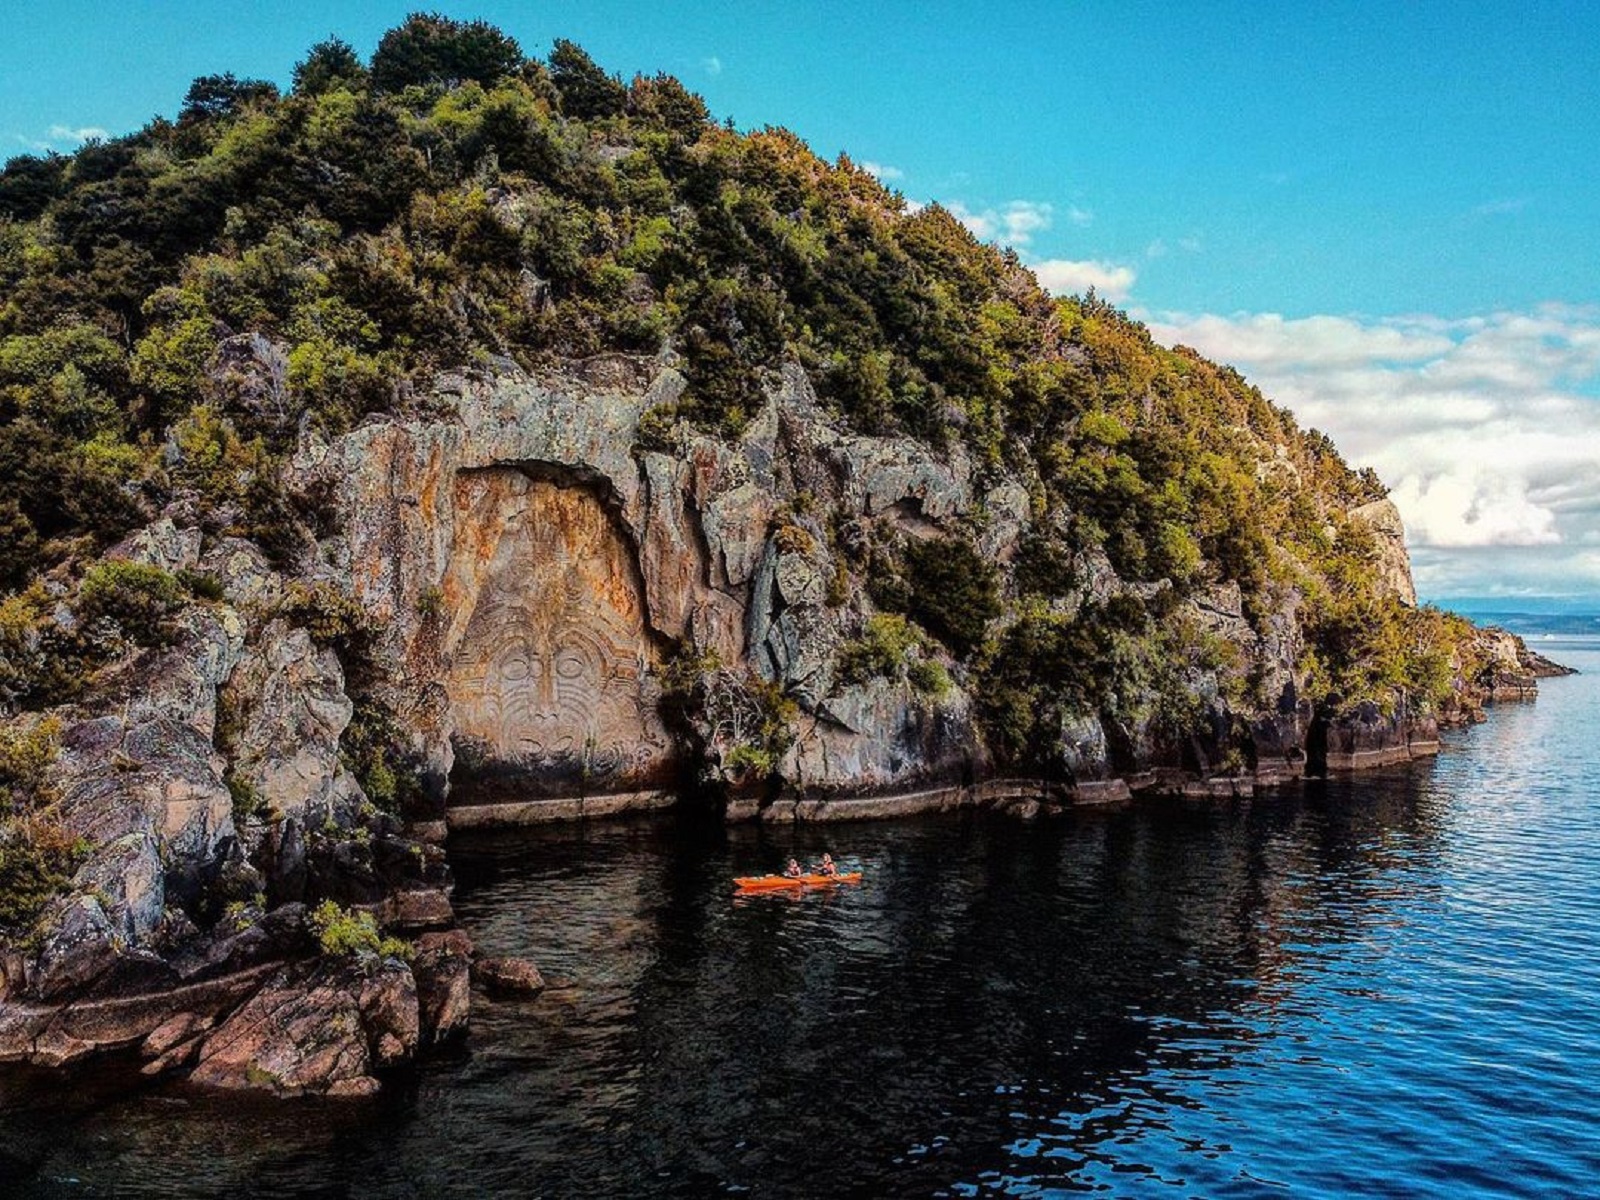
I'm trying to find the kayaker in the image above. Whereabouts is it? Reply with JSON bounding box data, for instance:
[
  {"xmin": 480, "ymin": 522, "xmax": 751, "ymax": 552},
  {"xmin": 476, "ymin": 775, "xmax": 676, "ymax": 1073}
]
[
  {"xmin": 817, "ymin": 853, "xmax": 838, "ymax": 877},
  {"xmin": 783, "ymin": 858, "xmax": 803, "ymax": 878}
]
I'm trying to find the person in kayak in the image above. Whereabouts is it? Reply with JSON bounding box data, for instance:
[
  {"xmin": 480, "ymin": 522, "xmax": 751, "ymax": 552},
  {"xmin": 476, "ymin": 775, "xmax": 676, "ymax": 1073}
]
[
  {"xmin": 817, "ymin": 853, "xmax": 838, "ymax": 877},
  {"xmin": 783, "ymin": 858, "xmax": 803, "ymax": 878}
]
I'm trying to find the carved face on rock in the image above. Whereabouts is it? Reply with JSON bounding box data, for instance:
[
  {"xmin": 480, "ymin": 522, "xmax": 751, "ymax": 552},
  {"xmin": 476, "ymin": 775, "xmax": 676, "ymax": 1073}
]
[
  {"xmin": 456, "ymin": 603, "xmax": 637, "ymax": 763},
  {"xmin": 444, "ymin": 473, "xmax": 670, "ymax": 792}
]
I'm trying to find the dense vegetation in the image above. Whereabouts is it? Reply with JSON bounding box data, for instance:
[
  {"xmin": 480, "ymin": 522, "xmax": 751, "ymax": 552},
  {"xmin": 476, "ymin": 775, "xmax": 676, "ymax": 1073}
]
[{"xmin": 0, "ymin": 14, "xmax": 1483, "ymax": 790}]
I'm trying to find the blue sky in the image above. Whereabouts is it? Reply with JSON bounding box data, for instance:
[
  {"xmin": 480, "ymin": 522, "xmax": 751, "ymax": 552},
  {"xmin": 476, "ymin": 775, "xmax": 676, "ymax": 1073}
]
[{"xmin": 4, "ymin": 1, "xmax": 1600, "ymax": 605}]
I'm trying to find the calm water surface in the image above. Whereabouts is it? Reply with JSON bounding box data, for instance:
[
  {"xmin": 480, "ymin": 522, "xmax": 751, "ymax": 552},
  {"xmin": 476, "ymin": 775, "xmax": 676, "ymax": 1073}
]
[{"xmin": 4, "ymin": 635, "xmax": 1599, "ymax": 1198}]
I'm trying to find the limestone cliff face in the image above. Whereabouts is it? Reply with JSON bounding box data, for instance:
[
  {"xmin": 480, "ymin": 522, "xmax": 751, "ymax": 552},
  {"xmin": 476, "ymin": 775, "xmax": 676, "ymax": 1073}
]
[
  {"xmin": 1350, "ymin": 498, "xmax": 1418, "ymax": 606},
  {"xmin": 296, "ymin": 357, "xmax": 1007, "ymax": 809}
]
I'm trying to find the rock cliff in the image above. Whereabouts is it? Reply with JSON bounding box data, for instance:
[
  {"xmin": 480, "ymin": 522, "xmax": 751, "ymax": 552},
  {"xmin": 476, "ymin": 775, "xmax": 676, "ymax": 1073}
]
[{"xmin": 300, "ymin": 357, "xmax": 999, "ymax": 811}]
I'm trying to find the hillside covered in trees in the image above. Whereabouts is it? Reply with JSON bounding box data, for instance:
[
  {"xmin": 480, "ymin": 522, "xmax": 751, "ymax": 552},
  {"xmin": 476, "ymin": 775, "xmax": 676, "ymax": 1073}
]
[{"xmin": 0, "ymin": 15, "xmax": 1519, "ymax": 970}]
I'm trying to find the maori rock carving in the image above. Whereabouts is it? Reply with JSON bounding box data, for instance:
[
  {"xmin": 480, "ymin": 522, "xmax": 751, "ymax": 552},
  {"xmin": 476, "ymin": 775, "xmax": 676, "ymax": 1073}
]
[{"xmin": 444, "ymin": 471, "xmax": 672, "ymax": 796}]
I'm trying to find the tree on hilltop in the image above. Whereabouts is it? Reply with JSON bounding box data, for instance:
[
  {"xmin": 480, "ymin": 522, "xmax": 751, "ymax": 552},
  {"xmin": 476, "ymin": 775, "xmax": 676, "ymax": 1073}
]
[
  {"xmin": 293, "ymin": 36, "xmax": 369, "ymax": 97},
  {"xmin": 369, "ymin": 13, "xmax": 525, "ymax": 93},
  {"xmin": 549, "ymin": 38, "xmax": 627, "ymax": 119},
  {"xmin": 179, "ymin": 73, "xmax": 280, "ymax": 123}
]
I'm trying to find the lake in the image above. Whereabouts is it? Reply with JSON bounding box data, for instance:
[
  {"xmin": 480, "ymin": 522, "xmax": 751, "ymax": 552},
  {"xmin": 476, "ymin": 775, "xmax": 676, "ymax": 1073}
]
[{"xmin": 5, "ymin": 631, "xmax": 1599, "ymax": 1198}]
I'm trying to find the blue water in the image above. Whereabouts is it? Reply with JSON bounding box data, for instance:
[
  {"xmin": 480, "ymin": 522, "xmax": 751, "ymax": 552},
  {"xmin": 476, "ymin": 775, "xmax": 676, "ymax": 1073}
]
[{"xmin": 4, "ymin": 636, "xmax": 1598, "ymax": 1198}]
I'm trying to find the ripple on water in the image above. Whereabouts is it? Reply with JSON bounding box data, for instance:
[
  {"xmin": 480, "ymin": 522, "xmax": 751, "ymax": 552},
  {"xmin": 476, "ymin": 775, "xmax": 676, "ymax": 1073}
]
[{"xmin": 6, "ymin": 646, "xmax": 1600, "ymax": 1197}]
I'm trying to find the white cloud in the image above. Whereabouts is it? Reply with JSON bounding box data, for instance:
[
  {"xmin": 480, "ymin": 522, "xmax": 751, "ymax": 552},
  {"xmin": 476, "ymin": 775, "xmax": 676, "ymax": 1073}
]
[
  {"xmin": 1146, "ymin": 304, "xmax": 1600, "ymax": 600},
  {"xmin": 947, "ymin": 199, "xmax": 1053, "ymax": 247},
  {"xmin": 14, "ymin": 124, "xmax": 109, "ymax": 151},
  {"xmin": 1470, "ymin": 196, "xmax": 1530, "ymax": 218},
  {"xmin": 47, "ymin": 124, "xmax": 108, "ymax": 143},
  {"xmin": 1003, "ymin": 201, "xmax": 1052, "ymax": 244},
  {"xmin": 1030, "ymin": 258, "xmax": 1137, "ymax": 301},
  {"xmin": 701, "ymin": 56, "xmax": 722, "ymax": 76},
  {"xmin": 859, "ymin": 160, "xmax": 903, "ymax": 181},
  {"xmin": 1064, "ymin": 205, "xmax": 1093, "ymax": 227}
]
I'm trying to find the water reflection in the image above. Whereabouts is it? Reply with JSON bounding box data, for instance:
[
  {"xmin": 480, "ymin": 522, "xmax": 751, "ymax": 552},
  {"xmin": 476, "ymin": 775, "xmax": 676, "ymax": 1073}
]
[{"xmin": 6, "ymin": 649, "xmax": 1600, "ymax": 1197}]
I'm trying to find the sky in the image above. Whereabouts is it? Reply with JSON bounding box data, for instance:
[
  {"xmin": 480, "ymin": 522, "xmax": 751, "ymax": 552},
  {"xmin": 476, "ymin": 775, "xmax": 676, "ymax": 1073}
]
[{"xmin": 3, "ymin": 1, "xmax": 1599, "ymax": 607}]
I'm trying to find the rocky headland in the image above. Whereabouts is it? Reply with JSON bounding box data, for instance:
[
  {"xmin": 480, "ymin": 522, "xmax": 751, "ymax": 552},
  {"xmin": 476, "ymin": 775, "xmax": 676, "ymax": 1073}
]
[{"xmin": 0, "ymin": 20, "xmax": 1572, "ymax": 1096}]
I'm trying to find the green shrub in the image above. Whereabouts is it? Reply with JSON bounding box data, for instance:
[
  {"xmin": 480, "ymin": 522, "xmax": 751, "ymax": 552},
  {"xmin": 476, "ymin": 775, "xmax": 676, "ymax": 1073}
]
[
  {"xmin": 309, "ymin": 898, "xmax": 412, "ymax": 961},
  {"xmin": 906, "ymin": 658, "xmax": 951, "ymax": 697},
  {"xmin": 0, "ymin": 589, "xmax": 94, "ymax": 710},
  {"xmin": 838, "ymin": 613, "xmax": 920, "ymax": 685},
  {"xmin": 635, "ymin": 402, "xmax": 684, "ymax": 453},
  {"xmin": 276, "ymin": 581, "xmax": 372, "ymax": 653},
  {"xmin": 0, "ymin": 819, "xmax": 88, "ymax": 935},
  {"xmin": 76, "ymin": 560, "xmax": 186, "ymax": 646},
  {"xmin": 340, "ymin": 697, "xmax": 420, "ymax": 816},
  {"xmin": 724, "ymin": 743, "xmax": 774, "ymax": 776},
  {"xmin": 0, "ymin": 715, "xmax": 61, "ymax": 816},
  {"xmin": 1012, "ymin": 532, "xmax": 1077, "ymax": 599},
  {"xmin": 689, "ymin": 667, "xmax": 796, "ymax": 782},
  {"xmin": 901, "ymin": 536, "xmax": 1001, "ymax": 659},
  {"xmin": 772, "ymin": 522, "xmax": 816, "ymax": 555},
  {"xmin": 177, "ymin": 568, "xmax": 226, "ymax": 602},
  {"xmin": 836, "ymin": 614, "xmax": 951, "ymax": 697},
  {"xmin": 825, "ymin": 561, "xmax": 850, "ymax": 608},
  {"xmin": 226, "ymin": 773, "xmax": 264, "ymax": 823},
  {"xmin": 415, "ymin": 585, "xmax": 444, "ymax": 618}
]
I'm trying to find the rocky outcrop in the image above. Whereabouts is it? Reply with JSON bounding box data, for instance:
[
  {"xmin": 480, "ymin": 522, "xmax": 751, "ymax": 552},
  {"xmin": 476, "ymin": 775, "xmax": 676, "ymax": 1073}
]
[
  {"xmin": 294, "ymin": 359, "xmax": 999, "ymax": 815},
  {"xmin": 226, "ymin": 621, "xmax": 363, "ymax": 825},
  {"xmin": 1350, "ymin": 498, "xmax": 1418, "ymax": 606},
  {"xmin": 0, "ymin": 519, "xmax": 461, "ymax": 1089},
  {"xmin": 413, "ymin": 929, "xmax": 473, "ymax": 1042},
  {"xmin": 473, "ymin": 955, "xmax": 545, "ymax": 994},
  {"xmin": 187, "ymin": 958, "xmax": 418, "ymax": 1097},
  {"xmin": 1311, "ymin": 699, "xmax": 1440, "ymax": 773},
  {"xmin": 1468, "ymin": 625, "xmax": 1577, "ymax": 703},
  {"xmin": 26, "ymin": 606, "xmax": 246, "ymax": 1000}
]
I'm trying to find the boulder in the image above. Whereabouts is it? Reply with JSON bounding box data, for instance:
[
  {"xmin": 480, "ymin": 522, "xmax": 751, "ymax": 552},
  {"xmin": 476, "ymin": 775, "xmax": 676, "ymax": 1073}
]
[
  {"xmin": 189, "ymin": 958, "xmax": 418, "ymax": 1096},
  {"xmin": 413, "ymin": 929, "xmax": 473, "ymax": 1043},
  {"xmin": 226, "ymin": 621, "xmax": 362, "ymax": 824},
  {"xmin": 474, "ymin": 956, "xmax": 545, "ymax": 994}
]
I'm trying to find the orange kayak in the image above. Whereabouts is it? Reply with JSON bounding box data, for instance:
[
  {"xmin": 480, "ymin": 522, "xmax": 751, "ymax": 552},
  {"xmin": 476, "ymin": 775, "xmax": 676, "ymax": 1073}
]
[{"xmin": 733, "ymin": 872, "xmax": 862, "ymax": 891}]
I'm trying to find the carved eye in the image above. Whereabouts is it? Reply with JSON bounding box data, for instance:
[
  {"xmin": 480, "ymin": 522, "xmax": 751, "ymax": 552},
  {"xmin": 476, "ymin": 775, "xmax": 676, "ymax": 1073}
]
[
  {"xmin": 556, "ymin": 652, "xmax": 588, "ymax": 681},
  {"xmin": 500, "ymin": 652, "xmax": 532, "ymax": 682}
]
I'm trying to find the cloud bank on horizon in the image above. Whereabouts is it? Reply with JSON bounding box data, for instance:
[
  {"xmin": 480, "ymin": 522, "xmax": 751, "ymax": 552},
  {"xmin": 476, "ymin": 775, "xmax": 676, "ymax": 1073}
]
[
  {"xmin": 941, "ymin": 196, "xmax": 1600, "ymax": 603},
  {"xmin": 1145, "ymin": 306, "xmax": 1600, "ymax": 604}
]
